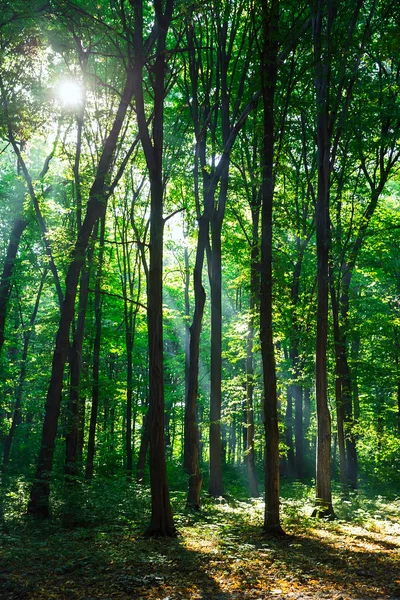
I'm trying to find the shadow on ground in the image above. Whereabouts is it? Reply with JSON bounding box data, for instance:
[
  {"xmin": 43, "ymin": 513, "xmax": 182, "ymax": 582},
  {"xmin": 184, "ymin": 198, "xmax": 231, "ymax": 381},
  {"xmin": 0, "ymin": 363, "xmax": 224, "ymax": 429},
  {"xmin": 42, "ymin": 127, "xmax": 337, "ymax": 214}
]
[{"xmin": 0, "ymin": 499, "xmax": 399, "ymax": 599}]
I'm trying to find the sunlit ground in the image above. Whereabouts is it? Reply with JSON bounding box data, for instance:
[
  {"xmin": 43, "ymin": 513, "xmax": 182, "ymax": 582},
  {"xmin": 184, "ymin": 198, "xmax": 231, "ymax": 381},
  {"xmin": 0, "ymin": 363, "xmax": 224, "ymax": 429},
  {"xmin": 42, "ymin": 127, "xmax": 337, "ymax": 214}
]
[{"xmin": 0, "ymin": 479, "xmax": 399, "ymax": 599}]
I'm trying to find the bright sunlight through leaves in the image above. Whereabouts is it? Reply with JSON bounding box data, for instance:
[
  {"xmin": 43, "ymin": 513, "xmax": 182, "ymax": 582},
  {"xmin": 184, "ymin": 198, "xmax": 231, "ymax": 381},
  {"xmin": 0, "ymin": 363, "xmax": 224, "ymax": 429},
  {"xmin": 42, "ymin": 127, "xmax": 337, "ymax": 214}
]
[{"xmin": 56, "ymin": 79, "xmax": 83, "ymax": 107}]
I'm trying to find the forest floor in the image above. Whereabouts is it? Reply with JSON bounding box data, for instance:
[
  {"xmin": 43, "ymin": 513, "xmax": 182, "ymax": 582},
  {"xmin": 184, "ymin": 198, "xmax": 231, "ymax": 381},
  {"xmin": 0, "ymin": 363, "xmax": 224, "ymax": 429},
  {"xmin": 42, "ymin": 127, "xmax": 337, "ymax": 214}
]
[{"xmin": 0, "ymin": 479, "xmax": 399, "ymax": 600}]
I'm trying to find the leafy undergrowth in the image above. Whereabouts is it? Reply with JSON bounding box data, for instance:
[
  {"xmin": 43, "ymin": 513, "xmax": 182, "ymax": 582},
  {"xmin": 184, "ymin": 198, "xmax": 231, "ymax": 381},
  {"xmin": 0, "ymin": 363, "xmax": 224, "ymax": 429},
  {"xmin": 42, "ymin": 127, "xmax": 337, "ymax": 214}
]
[{"xmin": 0, "ymin": 479, "xmax": 399, "ymax": 599}]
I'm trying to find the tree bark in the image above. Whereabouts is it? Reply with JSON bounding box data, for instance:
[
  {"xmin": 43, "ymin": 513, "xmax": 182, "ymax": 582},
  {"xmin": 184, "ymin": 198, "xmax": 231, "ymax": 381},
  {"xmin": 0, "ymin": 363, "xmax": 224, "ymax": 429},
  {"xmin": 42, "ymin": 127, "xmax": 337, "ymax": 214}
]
[
  {"xmin": 145, "ymin": 171, "xmax": 175, "ymax": 535},
  {"xmin": 184, "ymin": 209, "xmax": 207, "ymax": 507},
  {"xmin": 209, "ymin": 185, "xmax": 225, "ymax": 497},
  {"xmin": 284, "ymin": 387, "xmax": 295, "ymax": 477},
  {"xmin": 303, "ymin": 386, "xmax": 311, "ymax": 460},
  {"xmin": 131, "ymin": 0, "xmax": 176, "ymax": 536},
  {"xmin": 330, "ymin": 275, "xmax": 348, "ymax": 493},
  {"xmin": 65, "ymin": 229, "xmax": 96, "ymax": 482},
  {"xmin": 85, "ymin": 215, "xmax": 105, "ymax": 482},
  {"xmin": 246, "ymin": 266, "xmax": 259, "ymax": 496},
  {"xmin": 290, "ymin": 237, "xmax": 309, "ymax": 480},
  {"xmin": 293, "ymin": 378, "xmax": 303, "ymax": 479},
  {"xmin": 260, "ymin": 0, "xmax": 284, "ymax": 535},
  {"xmin": 311, "ymin": 0, "xmax": 334, "ymax": 519},
  {"xmin": 136, "ymin": 410, "xmax": 150, "ymax": 484},
  {"xmin": 65, "ymin": 68, "xmax": 89, "ymax": 483}
]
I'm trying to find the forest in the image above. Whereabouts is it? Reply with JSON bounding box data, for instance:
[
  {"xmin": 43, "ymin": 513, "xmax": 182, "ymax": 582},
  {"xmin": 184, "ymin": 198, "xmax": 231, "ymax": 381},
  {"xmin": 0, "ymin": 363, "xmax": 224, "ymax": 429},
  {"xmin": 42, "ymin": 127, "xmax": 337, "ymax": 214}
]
[{"xmin": 0, "ymin": 0, "xmax": 399, "ymax": 598}]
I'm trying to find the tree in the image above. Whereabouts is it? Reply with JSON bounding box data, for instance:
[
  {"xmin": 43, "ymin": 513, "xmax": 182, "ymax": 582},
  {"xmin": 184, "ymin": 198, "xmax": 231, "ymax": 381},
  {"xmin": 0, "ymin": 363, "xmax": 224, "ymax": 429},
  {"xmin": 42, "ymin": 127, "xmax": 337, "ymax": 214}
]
[
  {"xmin": 310, "ymin": 0, "xmax": 375, "ymax": 518},
  {"xmin": 27, "ymin": 9, "xmax": 137, "ymax": 513},
  {"xmin": 260, "ymin": 0, "xmax": 284, "ymax": 535},
  {"xmin": 129, "ymin": 0, "xmax": 176, "ymax": 536}
]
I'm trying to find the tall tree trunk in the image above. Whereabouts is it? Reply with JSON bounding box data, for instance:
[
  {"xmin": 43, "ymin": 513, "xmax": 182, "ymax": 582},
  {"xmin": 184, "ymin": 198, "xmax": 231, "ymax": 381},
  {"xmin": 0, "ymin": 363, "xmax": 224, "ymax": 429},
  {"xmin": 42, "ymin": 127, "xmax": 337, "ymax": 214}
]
[
  {"xmin": 398, "ymin": 374, "xmax": 400, "ymax": 433},
  {"xmin": 303, "ymin": 386, "xmax": 311, "ymax": 460},
  {"xmin": 312, "ymin": 0, "xmax": 376, "ymax": 513},
  {"xmin": 290, "ymin": 240, "xmax": 308, "ymax": 480},
  {"xmin": 77, "ymin": 394, "xmax": 85, "ymax": 464},
  {"xmin": 27, "ymin": 74, "xmax": 135, "ymax": 516},
  {"xmin": 330, "ymin": 276, "xmax": 348, "ymax": 493},
  {"xmin": 85, "ymin": 215, "xmax": 105, "ymax": 482},
  {"xmin": 208, "ymin": 6, "xmax": 232, "ymax": 496},
  {"xmin": 65, "ymin": 231, "xmax": 96, "ymax": 482},
  {"xmin": 131, "ymin": 0, "xmax": 176, "ymax": 536},
  {"xmin": 209, "ymin": 193, "xmax": 225, "ymax": 498},
  {"xmin": 293, "ymin": 378, "xmax": 303, "ymax": 479},
  {"xmin": 246, "ymin": 293, "xmax": 258, "ymax": 496},
  {"xmin": 126, "ymin": 333, "xmax": 133, "ymax": 481},
  {"xmin": 244, "ymin": 148, "xmax": 261, "ymax": 497},
  {"xmin": 351, "ymin": 335, "xmax": 360, "ymax": 422},
  {"xmin": 116, "ymin": 202, "xmax": 142, "ymax": 482},
  {"xmin": 311, "ymin": 0, "xmax": 334, "ymax": 519},
  {"xmin": 260, "ymin": 0, "xmax": 283, "ymax": 535},
  {"xmin": 284, "ymin": 387, "xmax": 295, "ymax": 477},
  {"xmin": 184, "ymin": 240, "xmax": 190, "ymax": 407},
  {"xmin": 145, "ymin": 170, "xmax": 175, "ymax": 535},
  {"xmin": 65, "ymin": 72, "xmax": 89, "ymax": 483}
]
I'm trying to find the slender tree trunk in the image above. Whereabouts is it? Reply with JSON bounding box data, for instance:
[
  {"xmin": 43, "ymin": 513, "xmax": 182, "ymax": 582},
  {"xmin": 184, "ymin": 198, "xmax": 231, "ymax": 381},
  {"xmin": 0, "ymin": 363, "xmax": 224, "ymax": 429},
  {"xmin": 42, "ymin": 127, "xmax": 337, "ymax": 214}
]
[
  {"xmin": 338, "ymin": 268, "xmax": 368, "ymax": 490},
  {"xmin": 312, "ymin": 0, "xmax": 375, "ymax": 512},
  {"xmin": 260, "ymin": 0, "xmax": 283, "ymax": 535},
  {"xmin": 136, "ymin": 410, "xmax": 150, "ymax": 484},
  {"xmin": 351, "ymin": 335, "xmax": 360, "ymax": 422},
  {"xmin": 77, "ymin": 395, "xmax": 85, "ymax": 464},
  {"xmin": 65, "ymin": 76, "xmax": 89, "ymax": 482},
  {"xmin": 246, "ymin": 306, "xmax": 258, "ymax": 496},
  {"xmin": 303, "ymin": 386, "xmax": 311, "ymax": 460},
  {"xmin": 27, "ymin": 75, "xmax": 135, "ymax": 516},
  {"xmin": 292, "ymin": 378, "xmax": 303, "ymax": 479},
  {"xmin": 116, "ymin": 209, "xmax": 141, "ymax": 482},
  {"xmin": 131, "ymin": 0, "xmax": 175, "ymax": 536},
  {"xmin": 290, "ymin": 239, "xmax": 308, "ymax": 480},
  {"xmin": 209, "ymin": 203, "xmax": 224, "ymax": 498},
  {"xmin": 397, "ymin": 377, "xmax": 400, "ymax": 433},
  {"xmin": 164, "ymin": 397, "xmax": 172, "ymax": 454},
  {"xmin": 330, "ymin": 277, "xmax": 348, "ymax": 492},
  {"xmin": 184, "ymin": 242, "xmax": 190, "ymax": 406},
  {"xmin": 311, "ymin": 0, "xmax": 334, "ymax": 519},
  {"xmin": 65, "ymin": 231, "xmax": 96, "ymax": 481},
  {"xmin": 126, "ymin": 335, "xmax": 133, "ymax": 481},
  {"xmin": 396, "ymin": 347, "xmax": 400, "ymax": 433},
  {"xmin": 245, "ymin": 183, "xmax": 260, "ymax": 496},
  {"xmin": 313, "ymin": 159, "xmax": 334, "ymax": 516},
  {"xmin": 284, "ymin": 387, "xmax": 295, "ymax": 476},
  {"xmin": 85, "ymin": 215, "xmax": 105, "ymax": 482},
  {"xmin": 342, "ymin": 352, "xmax": 357, "ymax": 489},
  {"xmin": 208, "ymin": 18, "xmax": 232, "ymax": 494},
  {"xmin": 183, "ymin": 14, "xmax": 210, "ymax": 508},
  {"xmin": 184, "ymin": 212, "xmax": 208, "ymax": 507},
  {"xmin": 145, "ymin": 171, "xmax": 175, "ymax": 535}
]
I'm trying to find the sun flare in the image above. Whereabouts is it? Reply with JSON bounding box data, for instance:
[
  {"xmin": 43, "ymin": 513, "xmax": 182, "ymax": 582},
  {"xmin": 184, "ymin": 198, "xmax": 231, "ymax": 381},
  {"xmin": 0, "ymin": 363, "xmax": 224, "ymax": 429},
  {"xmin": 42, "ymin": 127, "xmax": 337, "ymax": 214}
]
[{"xmin": 56, "ymin": 79, "xmax": 83, "ymax": 107}]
